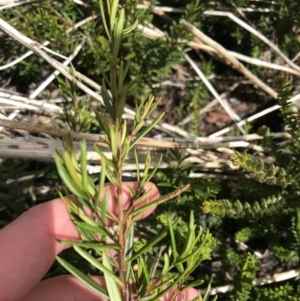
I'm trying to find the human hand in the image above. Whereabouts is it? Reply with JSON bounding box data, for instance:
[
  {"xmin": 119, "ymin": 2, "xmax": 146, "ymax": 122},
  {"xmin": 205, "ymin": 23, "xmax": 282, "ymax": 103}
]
[{"xmin": 0, "ymin": 182, "xmax": 199, "ymax": 301}]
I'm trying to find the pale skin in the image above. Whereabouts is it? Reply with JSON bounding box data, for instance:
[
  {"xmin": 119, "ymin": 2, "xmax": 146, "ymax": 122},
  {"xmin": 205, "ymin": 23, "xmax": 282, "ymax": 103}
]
[{"xmin": 0, "ymin": 182, "xmax": 199, "ymax": 301}]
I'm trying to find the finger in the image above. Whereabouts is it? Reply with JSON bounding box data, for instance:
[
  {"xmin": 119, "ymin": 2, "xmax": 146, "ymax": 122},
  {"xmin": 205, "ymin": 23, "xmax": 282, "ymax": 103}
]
[
  {"xmin": 98, "ymin": 182, "xmax": 160, "ymax": 225},
  {"xmin": 161, "ymin": 288, "xmax": 200, "ymax": 301},
  {"xmin": 21, "ymin": 275, "xmax": 108, "ymax": 301},
  {"xmin": 0, "ymin": 182, "xmax": 159, "ymax": 301},
  {"xmin": 21, "ymin": 276, "xmax": 200, "ymax": 301}
]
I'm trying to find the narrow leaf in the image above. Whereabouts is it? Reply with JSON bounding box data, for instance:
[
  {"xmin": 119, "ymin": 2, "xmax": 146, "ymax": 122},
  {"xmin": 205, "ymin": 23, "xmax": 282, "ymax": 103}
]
[
  {"xmin": 102, "ymin": 252, "xmax": 122, "ymax": 301},
  {"xmin": 101, "ymin": 188, "xmax": 109, "ymax": 223},
  {"xmin": 202, "ymin": 283, "xmax": 212, "ymax": 301},
  {"xmin": 161, "ymin": 253, "xmax": 170, "ymax": 276},
  {"xmin": 96, "ymin": 158, "xmax": 106, "ymax": 202},
  {"xmin": 130, "ymin": 113, "xmax": 165, "ymax": 149},
  {"xmin": 109, "ymin": 125, "xmax": 117, "ymax": 158},
  {"xmin": 56, "ymin": 256, "xmax": 108, "ymax": 299},
  {"xmin": 74, "ymin": 246, "xmax": 122, "ymax": 285},
  {"xmin": 113, "ymin": 8, "xmax": 125, "ymax": 59},
  {"xmin": 80, "ymin": 139, "xmax": 89, "ymax": 193},
  {"xmin": 98, "ymin": 0, "xmax": 110, "ymax": 39},
  {"xmin": 128, "ymin": 229, "xmax": 168, "ymax": 263},
  {"xmin": 180, "ymin": 212, "xmax": 195, "ymax": 258},
  {"xmin": 139, "ymin": 257, "xmax": 150, "ymax": 294},
  {"xmin": 54, "ymin": 150, "xmax": 85, "ymax": 198},
  {"xmin": 110, "ymin": 0, "xmax": 119, "ymax": 31},
  {"xmin": 63, "ymin": 151, "xmax": 84, "ymax": 191},
  {"xmin": 117, "ymin": 84, "xmax": 127, "ymax": 120},
  {"xmin": 129, "ymin": 184, "xmax": 190, "ymax": 218},
  {"xmin": 123, "ymin": 59, "xmax": 131, "ymax": 81},
  {"xmin": 101, "ymin": 80, "xmax": 115, "ymax": 119},
  {"xmin": 134, "ymin": 149, "xmax": 140, "ymax": 181},
  {"xmin": 74, "ymin": 220, "xmax": 111, "ymax": 238},
  {"xmin": 168, "ymin": 217, "xmax": 183, "ymax": 272},
  {"xmin": 144, "ymin": 154, "xmax": 162, "ymax": 184},
  {"xmin": 126, "ymin": 224, "xmax": 134, "ymax": 280},
  {"xmin": 182, "ymin": 280, "xmax": 204, "ymax": 291},
  {"xmin": 58, "ymin": 239, "xmax": 119, "ymax": 251},
  {"xmin": 94, "ymin": 145, "xmax": 114, "ymax": 169},
  {"xmin": 122, "ymin": 18, "xmax": 138, "ymax": 35}
]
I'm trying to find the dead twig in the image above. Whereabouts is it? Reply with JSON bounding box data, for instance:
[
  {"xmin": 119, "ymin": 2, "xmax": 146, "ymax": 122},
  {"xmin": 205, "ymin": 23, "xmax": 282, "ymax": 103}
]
[
  {"xmin": 181, "ymin": 19, "xmax": 278, "ymax": 99},
  {"xmin": 203, "ymin": 267, "xmax": 300, "ymax": 296}
]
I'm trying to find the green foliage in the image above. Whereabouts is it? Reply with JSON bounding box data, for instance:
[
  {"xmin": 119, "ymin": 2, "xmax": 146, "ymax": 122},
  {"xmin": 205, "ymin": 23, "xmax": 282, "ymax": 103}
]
[
  {"xmin": 51, "ymin": 1, "xmax": 215, "ymax": 299},
  {"xmin": 235, "ymin": 227, "xmax": 254, "ymax": 243},
  {"xmin": 229, "ymin": 152, "xmax": 294, "ymax": 189},
  {"xmin": 271, "ymin": 245, "xmax": 299, "ymax": 263},
  {"xmin": 156, "ymin": 147, "xmax": 221, "ymax": 236},
  {"xmin": 231, "ymin": 253, "xmax": 259, "ymax": 301},
  {"xmin": 130, "ymin": 212, "xmax": 216, "ymax": 300},
  {"xmin": 56, "ymin": 74, "xmax": 100, "ymax": 133},
  {"xmin": 269, "ymin": 209, "xmax": 300, "ymax": 264},
  {"xmin": 0, "ymin": 0, "xmax": 205, "ymax": 99},
  {"xmin": 226, "ymin": 246, "xmax": 243, "ymax": 268},
  {"xmin": 277, "ymin": 75, "xmax": 300, "ymax": 150},
  {"xmin": 200, "ymin": 74, "xmax": 300, "ymax": 299},
  {"xmin": 291, "ymin": 210, "xmax": 300, "ymax": 248},
  {"xmin": 202, "ymin": 194, "xmax": 286, "ymax": 218},
  {"xmin": 203, "ymin": 76, "xmax": 300, "ymax": 220},
  {"xmin": 252, "ymin": 284, "xmax": 300, "ymax": 301},
  {"xmin": 1, "ymin": 0, "xmax": 300, "ymax": 300}
]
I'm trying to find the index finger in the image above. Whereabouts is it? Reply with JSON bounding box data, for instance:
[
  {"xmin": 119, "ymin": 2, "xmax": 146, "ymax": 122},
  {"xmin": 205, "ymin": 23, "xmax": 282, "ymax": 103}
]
[{"xmin": 0, "ymin": 181, "xmax": 159, "ymax": 301}]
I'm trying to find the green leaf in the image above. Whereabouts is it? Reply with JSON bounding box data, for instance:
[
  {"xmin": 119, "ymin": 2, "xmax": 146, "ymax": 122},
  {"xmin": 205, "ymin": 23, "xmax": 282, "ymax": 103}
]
[
  {"xmin": 121, "ymin": 119, "xmax": 127, "ymax": 146},
  {"xmin": 122, "ymin": 18, "xmax": 138, "ymax": 35},
  {"xmin": 74, "ymin": 246, "xmax": 122, "ymax": 285},
  {"xmin": 118, "ymin": 60, "xmax": 125, "ymax": 96},
  {"xmin": 128, "ymin": 229, "xmax": 168, "ymax": 263},
  {"xmin": 99, "ymin": 0, "xmax": 110, "ymax": 39},
  {"xmin": 74, "ymin": 220, "xmax": 111, "ymax": 239},
  {"xmin": 96, "ymin": 158, "xmax": 107, "ymax": 203},
  {"xmin": 80, "ymin": 139, "xmax": 88, "ymax": 193},
  {"xmin": 74, "ymin": 196, "xmax": 93, "ymax": 212},
  {"xmin": 168, "ymin": 216, "xmax": 184, "ymax": 273},
  {"xmin": 144, "ymin": 154, "xmax": 162, "ymax": 184},
  {"xmin": 123, "ymin": 59, "xmax": 131, "ymax": 82},
  {"xmin": 202, "ymin": 283, "xmax": 212, "ymax": 301},
  {"xmin": 101, "ymin": 187, "xmax": 109, "ymax": 223},
  {"xmin": 182, "ymin": 279, "xmax": 204, "ymax": 290},
  {"xmin": 63, "ymin": 151, "xmax": 84, "ymax": 191},
  {"xmin": 134, "ymin": 149, "xmax": 140, "ymax": 181},
  {"xmin": 110, "ymin": 0, "xmax": 119, "ymax": 32},
  {"xmin": 58, "ymin": 239, "xmax": 119, "ymax": 251},
  {"xmin": 125, "ymin": 224, "xmax": 134, "ymax": 280},
  {"xmin": 161, "ymin": 253, "xmax": 170, "ymax": 276},
  {"xmin": 141, "ymin": 150, "xmax": 151, "ymax": 184},
  {"xmin": 109, "ymin": 124, "xmax": 118, "ymax": 158},
  {"xmin": 175, "ymin": 247, "xmax": 203, "ymax": 267},
  {"xmin": 94, "ymin": 145, "xmax": 114, "ymax": 169},
  {"xmin": 147, "ymin": 274, "xmax": 186, "ymax": 301},
  {"xmin": 117, "ymin": 83, "xmax": 127, "ymax": 121},
  {"xmin": 63, "ymin": 134, "xmax": 75, "ymax": 160},
  {"xmin": 56, "ymin": 256, "xmax": 108, "ymax": 298},
  {"xmin": 101, "ymin": 80, "xmax": 115, "ymax": 119},
  {"xmin": 113, "ymin": 7, "xmax": 125, "ymax": 59},
  {"xmin": 180, "ymin": 211, "xmax": 195, "ymax": 258},
  {"xmin": 54, "ymin": 150, "xmax": 85, "ymax": 198},
  {"xmin": 139, "ymin": 257, "xmax": 150, "ymax": 290},
  {"xmin": 129, "ymin": 184, "xmax": 190, "ymax": 218},
  {"xmin": 130, "ymin": 113, "xmax": 165, "ymax": 149},
  {"xmin": 102, "ymin": 252, "xmax": 122, "ymax": 301}
]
